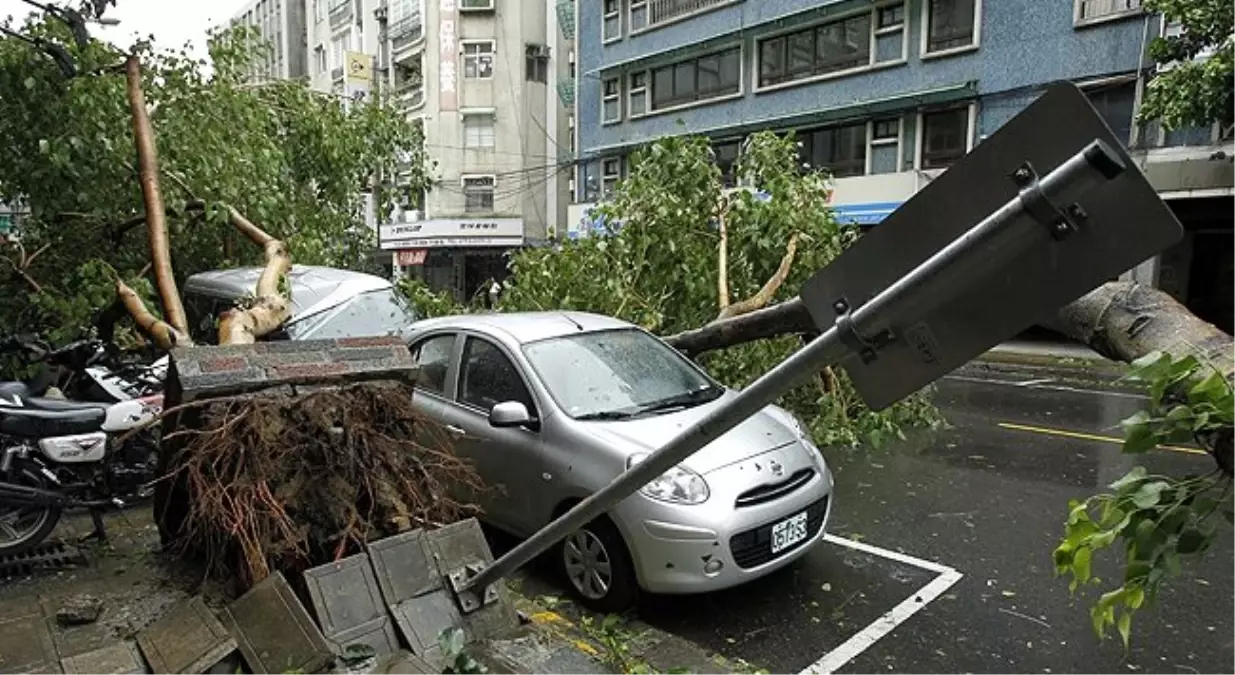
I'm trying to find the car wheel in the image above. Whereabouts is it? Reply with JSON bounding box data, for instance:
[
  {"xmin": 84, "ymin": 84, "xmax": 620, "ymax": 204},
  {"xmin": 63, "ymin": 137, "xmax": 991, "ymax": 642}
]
[{"xmin": 558, "ymin": 517, "xmax": 637, "ymax": 613}]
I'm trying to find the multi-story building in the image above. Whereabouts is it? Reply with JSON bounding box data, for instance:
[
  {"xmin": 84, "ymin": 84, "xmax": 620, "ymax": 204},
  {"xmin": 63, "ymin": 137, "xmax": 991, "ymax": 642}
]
[
  {"xmin": 230, "ymin": 0, "xmax": 309, "ymax": 81},
  {"xmin": 304, "ymin": 0, "xmax": 573, "ymax": 302},
  {"xmin": 570, "ymin": 0, "xmax": 1234, "ymax": 333}
]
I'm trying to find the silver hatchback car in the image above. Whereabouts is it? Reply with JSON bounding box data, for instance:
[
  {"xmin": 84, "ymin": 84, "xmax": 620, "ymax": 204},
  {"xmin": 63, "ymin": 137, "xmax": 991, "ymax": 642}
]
[{"xmin": 405, "ymin": 311, "xmax": 834, "ymax": 611}]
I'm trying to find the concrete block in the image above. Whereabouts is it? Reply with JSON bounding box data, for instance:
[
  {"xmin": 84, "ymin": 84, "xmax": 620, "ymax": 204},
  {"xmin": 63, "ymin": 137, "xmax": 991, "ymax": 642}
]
[
  {"xmin": 367, "ymin": 529, "xmax": 441, "ymax": 603},
  {"xmin": 60, "ymin": 641, "xmax": 148, "ymax": 674},
  {"xmin": 304, "ymin": 553, "xmax": 400, "ymax": 659},
  {"xmin": 219, "ymin": 572, "xmax": 333, "ymax": 675},
  {"xmin": 135, "ymin": 596, "xmax": 236, "ymax": 674},
  {"xmin": 426, "ymin": 519, "xmax": 518, "ymax": 642},
  {"xmin": 0, "ymin": 608, "xmax": 59, "ymax": 675}
]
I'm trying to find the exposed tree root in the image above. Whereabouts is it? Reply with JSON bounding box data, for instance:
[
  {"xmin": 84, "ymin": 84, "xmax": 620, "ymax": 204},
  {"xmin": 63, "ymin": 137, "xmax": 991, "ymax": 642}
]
[{"xmin": 162, "ymin": 383, "xmax": 483, "ymax": 589}]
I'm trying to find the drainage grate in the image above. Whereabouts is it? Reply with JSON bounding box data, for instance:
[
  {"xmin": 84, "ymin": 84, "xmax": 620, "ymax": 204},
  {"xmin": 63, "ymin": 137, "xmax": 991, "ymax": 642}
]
[{"xmin": 0, "ymin": 539, "xmax": 87, "ymax": 578}]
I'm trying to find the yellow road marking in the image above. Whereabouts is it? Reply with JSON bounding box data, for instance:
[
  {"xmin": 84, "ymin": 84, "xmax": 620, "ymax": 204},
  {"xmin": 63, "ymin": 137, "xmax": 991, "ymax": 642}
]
[{"xmin": 997, "ymin": 422, "xmax": 1209, "ymax": 456}]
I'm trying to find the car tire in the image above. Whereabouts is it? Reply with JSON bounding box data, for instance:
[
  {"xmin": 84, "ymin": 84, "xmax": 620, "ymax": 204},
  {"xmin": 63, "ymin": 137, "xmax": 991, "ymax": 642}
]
[{"xmin": 557, "ymin": 516, "xmax": 638, "ymax": 613}]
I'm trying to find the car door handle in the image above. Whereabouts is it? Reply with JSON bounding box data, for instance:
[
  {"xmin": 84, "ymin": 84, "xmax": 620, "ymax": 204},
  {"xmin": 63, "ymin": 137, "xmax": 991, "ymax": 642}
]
[{"xmin": 444, "ymin": 424, "xmax": 466, "ymax": 436}]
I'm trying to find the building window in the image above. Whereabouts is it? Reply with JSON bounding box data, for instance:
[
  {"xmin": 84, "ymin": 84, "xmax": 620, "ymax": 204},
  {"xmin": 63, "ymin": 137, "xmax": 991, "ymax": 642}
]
[
  {"xmin": 525, "ymin": 45, "xmax": 549, "ymax": 83},
  {"xmin": 924, "ymin": 0, "xmax": 978, "ymax": 54},
  {"xmin": 314, "ymin": 45, "xmax": 327, "ymax": 74},
  {"xmin": 602, "ymin": 78, "xmax": 621, "ymax": 122},
  {"xmin": 630, "ymin": 0, "xmax": 648, "ymax": 31},
  {"xmin": 758, "ymin": 14, "xmax": 871, "ymax": 87},
  {"xmin": 313, "ymin": 0, "xmax": 325, "ymax": 23},
  {"xmin": 713, "ymin": 140, "xmax": 741, "ymax": 187},
  {"xmin": 1084, "ymin": 80, "xmax": 1136, "ymax": 146},
  {"xmin": 463, "ymin": 41, "xmax": 495, "ymax": 79},
  {"xmin": 463, "ymin": 113, "xmax": 496, "ymax": 149},
  {"xmin": 464, "ymin": 175, "xmax": 496, "ymax": 213},
  {"xmin": 330, "ymin": 31, "xmax": 348, "ymax": 70},
  {"xmin": 460, "ymin": 0, "xmax": 495, "ymax": 10},
  {"xmin": 628, "ymin": 72, "xmax": 647, "ymax": 116},
  {"xmin": 921, "ymin": 108, "xmax": 970, "ymax": 169},
  {"xmin": 601, "ymin": 158, "xmax": 621, "ymax": 197},
  {"xmin": 603, "ymin": 0, "xmax": 621, "ymax": 41},
  {"xmin": 877, "ymin": 3, "xmax": 905, "ymax": 30},
  {"xmin": 799, "ymin": 123, "xmax": 866, "ymax": 178},
  {"xmin": 650, "ymin": 47, "xmax": 741, "ymax": 110},
  {"xmin": 1076, "ymin": 0, "xmax": 1141, "ymax": 23},
  {"xmin": 872, "ymin": 118, "xmax": 900, "ymax": 142}
]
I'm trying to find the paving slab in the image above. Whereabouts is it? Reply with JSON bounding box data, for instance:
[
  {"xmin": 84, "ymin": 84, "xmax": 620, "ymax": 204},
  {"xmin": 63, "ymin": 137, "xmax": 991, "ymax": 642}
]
[
  {"xmin": 367, "ymin": 529, "xmax": 440, "ymax": 602},
  {"xmin": 304, "ymin": 553, "xmax": 400, "ymax": 658},
  {"xmin": 0, "ymin": 599, "xmax": 59, "ymax": 675},
  {"xmin": 425, "ymin": 519, "xmax": 518, "ymax": 643},
  {"xmin": 135, "ymin": 596, "xmax": 236, "ymax": 674},
  {"xmin": 219, "ymin": 572, "xmax": 333, "ymax": 675},
  {"xmin": 59, "ymin": 641, "xmax": 148, "ymax": 674}
]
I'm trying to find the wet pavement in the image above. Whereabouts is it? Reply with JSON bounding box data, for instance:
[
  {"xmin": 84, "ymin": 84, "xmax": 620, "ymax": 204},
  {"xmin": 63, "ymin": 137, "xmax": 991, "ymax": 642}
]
[{"xmin": 520, "ymin": 363, "xmax": 1235, "ymax": 674}]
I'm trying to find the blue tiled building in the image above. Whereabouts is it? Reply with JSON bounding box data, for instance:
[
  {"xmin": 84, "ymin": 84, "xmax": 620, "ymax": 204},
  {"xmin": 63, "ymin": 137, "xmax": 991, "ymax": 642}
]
[{"xmin": 566, "ymin": 0, "xmax": 1233, "ymax": 332}]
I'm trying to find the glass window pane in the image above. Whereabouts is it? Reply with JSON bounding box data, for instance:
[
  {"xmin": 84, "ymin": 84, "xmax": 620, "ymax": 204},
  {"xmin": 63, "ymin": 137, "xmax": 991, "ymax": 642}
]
[
  {"xmin": 696, "ymin": 54, "xmax": 721, "ymax": 93},
  {"xmin": 788, "ymin": 29, "xmax": 814, "ymax": 74},
  {"xmin": 922, "ymin": 108, "xmax": 968, "ymax": 168},
  {"xmin": 718, "ymin": 48, "xmax": 740, "ymax": 92},
  {"xmin": 673, "ymin": 62, "xmax": 695, "ymax": 100},
  {"xmin": 630, "ymin": 90, "xmax": 646, "ymax": 116},
  {"xmin": 927, "ymin": 0, "xmax": 975, "ymax": 52},
  {"xmin": 412, "ymin": 334, "xmax": 455, "ymax": 394},
  {"xmin": 652, "ymin": 65, "xmax": 674, "ymax": 107},
  {"xmin": 760, "ymin": 37, "xmax": 785, "ymax": 85},
  {"xmin": 459, "ymin": 338, "xmax": 535, "ymax": 414}
]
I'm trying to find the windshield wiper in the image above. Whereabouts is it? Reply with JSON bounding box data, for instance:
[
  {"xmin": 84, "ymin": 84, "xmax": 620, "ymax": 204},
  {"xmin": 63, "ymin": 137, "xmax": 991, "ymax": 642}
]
[
  {"xmin": 633, "ymin": 386, "xmax": 724, "ymax": 416},
  {"xmin": 576, "ymin": 409, "xmax": 639, "ymax": 421}
]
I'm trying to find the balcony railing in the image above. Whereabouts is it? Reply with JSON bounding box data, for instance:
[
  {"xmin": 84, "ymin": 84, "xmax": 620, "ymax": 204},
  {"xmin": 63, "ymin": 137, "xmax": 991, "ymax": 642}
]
[
  {"xmin": 1077, "ymin": 0, "xmax": 1141, "ymax": 22},
  {"xmin": 329, "ymin": 0, "xmax": 353, "ymax": 27},
  {"xmin": 391, "ymin": 22, "xmax": 425, "ymax": 51},
  {"xmin": 556, "ymin": 0, "xmax": 576, "ymax": 40},
  {"xmin": 394, "ymin": 83, "xmax": 425, "ymax": 111},
  {"xmin": 646, "ymin": 0, "xmax": 730, "ymax": 28}
]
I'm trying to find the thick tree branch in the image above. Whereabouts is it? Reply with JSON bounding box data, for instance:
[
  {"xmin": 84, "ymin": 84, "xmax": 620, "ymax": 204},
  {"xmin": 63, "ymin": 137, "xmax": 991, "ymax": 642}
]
[
  {"xmin": 115, "ymin": 279, "xmax": 188, "ymax": 350},
  {"xmin": 125, "ymin": 54, "xmax": 189, "ymax": 337},
  {"xmin": 665, "ymin": 296, "xmax": 815, "ymax": 357},
  {"xmin": 717, "ymin": 210, "xmax": 730, "ymax": 312},
  {"xmin": 216, "ymin": 209, "xmax": 291, "ymax": 345},
  {"xmin": 718, "ymin": 232, "xmax": 799, "ymax": 320}
]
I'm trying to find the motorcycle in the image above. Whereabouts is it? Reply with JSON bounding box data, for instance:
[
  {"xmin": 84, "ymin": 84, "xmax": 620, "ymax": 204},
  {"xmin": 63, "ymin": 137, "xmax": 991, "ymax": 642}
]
[
  {"xmin": 0, "ymin": 335, "xmax": 166, "ymax": 555},
  {"xmin": 0, "ymin": 334, "xmax": 165, "ymax": 404},
  {"xmin": 0, "ymin": 390, "xmax": 164, "ymax": 555}
]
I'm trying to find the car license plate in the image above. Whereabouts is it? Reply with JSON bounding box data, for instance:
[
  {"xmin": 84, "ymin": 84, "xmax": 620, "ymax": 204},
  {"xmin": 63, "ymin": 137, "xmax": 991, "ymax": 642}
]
[{"xmin": 771, "ymin": 511, "xmax": 808, "ymax": 554}]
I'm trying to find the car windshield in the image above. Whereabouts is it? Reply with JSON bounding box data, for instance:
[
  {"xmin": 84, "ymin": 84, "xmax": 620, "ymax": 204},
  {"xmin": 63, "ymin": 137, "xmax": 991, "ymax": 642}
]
[
  {"xmin": 285, "ymin": 288, "xmax": 418, "ymax": 340},
  {"xmin": 522, "ymin": 328, "xmax": 721, "ymax": 420}
]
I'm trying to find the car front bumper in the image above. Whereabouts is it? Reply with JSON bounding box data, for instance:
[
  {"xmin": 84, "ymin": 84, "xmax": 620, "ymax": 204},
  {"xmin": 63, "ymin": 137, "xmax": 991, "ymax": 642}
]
[{"xmin": 613, "ymin": 463, "xmax": 834, "ymax": 595}]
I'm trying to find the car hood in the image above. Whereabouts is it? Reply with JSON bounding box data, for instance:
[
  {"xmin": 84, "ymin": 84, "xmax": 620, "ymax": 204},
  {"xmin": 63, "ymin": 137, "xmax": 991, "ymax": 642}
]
[{"xmin": 579, "ymin": 391, "xmax": 802, "ymax": 474}]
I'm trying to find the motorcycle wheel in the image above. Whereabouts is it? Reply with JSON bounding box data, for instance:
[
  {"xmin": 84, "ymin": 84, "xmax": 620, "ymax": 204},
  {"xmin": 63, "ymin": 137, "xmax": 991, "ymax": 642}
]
[{"xmin": 0, "ymin": 462, "xmax": 62, "ymax": 556}]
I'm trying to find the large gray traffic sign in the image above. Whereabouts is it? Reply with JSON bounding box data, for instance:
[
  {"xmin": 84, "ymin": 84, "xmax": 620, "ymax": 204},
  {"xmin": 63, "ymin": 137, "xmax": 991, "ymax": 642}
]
[
  {"xmin": 445, "ymin": 81, "xmax": 1186, "ymax": 610},
  {"xmin": 800, "ymin": 82, "xmax": 1183, "ymax": 410}
]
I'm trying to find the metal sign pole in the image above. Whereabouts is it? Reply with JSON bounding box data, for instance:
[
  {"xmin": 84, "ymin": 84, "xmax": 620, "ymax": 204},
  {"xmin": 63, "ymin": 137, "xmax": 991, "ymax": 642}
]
[{"xmin": 449, "ymin": 139, "xmax": 1126, "ymax": 610}]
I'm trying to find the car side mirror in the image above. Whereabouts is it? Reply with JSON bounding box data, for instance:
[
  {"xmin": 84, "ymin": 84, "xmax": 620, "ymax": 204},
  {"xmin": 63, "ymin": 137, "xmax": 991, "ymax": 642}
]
[{"xmin": 489, "ymin": 400, "xmax": 535, "ymax": 429}]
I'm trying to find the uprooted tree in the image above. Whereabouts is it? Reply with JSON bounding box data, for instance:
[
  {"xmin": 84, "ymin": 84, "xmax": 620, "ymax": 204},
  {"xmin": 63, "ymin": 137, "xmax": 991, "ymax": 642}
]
[
  {"xmin": 0, "ymin": 10, "xmax": 432, "ymax": 352},
  {"xmin": 1, "ymin": 6, "xmax": 469, "ymax": 587}
]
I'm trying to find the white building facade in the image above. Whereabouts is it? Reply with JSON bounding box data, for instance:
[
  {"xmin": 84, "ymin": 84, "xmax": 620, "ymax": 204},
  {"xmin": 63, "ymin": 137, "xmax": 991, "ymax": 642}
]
[{"xmin": 231, "ymin": 0, "xmax": 309, "ymax": 81}]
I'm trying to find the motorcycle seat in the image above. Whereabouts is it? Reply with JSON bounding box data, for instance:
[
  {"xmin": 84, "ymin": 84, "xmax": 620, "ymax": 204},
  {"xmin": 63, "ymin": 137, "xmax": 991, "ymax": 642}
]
[
  {"xmin": 0, "ymin": 406, "xmax": 106, "ymax": 438},
  {"xmin": 0, "ymin": 380, "xmax": 32, "ymax": 400},
  {"xmin": 21, "ymin": 397, "xmax": 111, "ymax": 412}
]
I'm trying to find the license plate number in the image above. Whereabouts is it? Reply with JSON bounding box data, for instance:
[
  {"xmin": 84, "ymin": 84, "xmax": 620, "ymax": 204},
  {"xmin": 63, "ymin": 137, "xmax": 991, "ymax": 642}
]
[{"xmin": 771, "ymin": 511, "xmax": 808, "ymax": 554}]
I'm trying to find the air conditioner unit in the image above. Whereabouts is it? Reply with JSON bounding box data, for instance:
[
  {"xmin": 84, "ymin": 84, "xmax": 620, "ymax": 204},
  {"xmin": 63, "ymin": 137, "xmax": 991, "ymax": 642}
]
[
  {"xmin": 525, "ymin": 43, "xmax": 551, "ymax": 59},
  {"xmin": 460, "ymin": 0, "xmax": 495, "ymax": 11}
]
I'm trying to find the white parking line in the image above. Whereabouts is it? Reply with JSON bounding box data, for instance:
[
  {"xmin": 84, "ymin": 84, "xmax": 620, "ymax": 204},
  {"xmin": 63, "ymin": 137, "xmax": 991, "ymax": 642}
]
[
  {"xmin": 943, "ymin": 374, "xmax": 1146, "ymax": 400},
  {"xmin": 800, "ymin": 537, "xmax": 964, "ymax": 675}
]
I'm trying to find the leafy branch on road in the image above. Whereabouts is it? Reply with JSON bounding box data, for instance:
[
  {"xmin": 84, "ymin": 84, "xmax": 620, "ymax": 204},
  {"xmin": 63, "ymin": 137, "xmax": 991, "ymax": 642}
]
[{"xmin": 1055, "ymin": 352, "xmax": 1234, "ymax": 646}]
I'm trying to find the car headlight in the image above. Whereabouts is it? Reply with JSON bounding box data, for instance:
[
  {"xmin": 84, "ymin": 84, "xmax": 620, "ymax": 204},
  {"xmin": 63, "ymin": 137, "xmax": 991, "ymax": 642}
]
[{"xmin": 626, "ymin": 453, "xmax": 710, "ymax": 504}]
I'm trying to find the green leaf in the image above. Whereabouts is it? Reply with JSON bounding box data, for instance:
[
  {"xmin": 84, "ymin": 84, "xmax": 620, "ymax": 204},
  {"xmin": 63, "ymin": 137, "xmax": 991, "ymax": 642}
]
[
  {"xmin": 1117, "ymin": 612, "xmax": 1132, "ymax": 648},
  {"xmin": 1131, "ymin": 481, "xmax": 1170, "ymax": 509},
  {"xmin": 23, "ymin": 76, "xmax": 35, "ymax": 89},
  {"xmin": 1109, "ymin": 466, "xmax": 1148, "ymax": 491},
  {"xmin": 1073, "ymin": 547, "xmax": 1093, "ymax": 584},
  {"xmin": 1177, "ymin": 528, "xmax": 1208, "ymax": 554}
]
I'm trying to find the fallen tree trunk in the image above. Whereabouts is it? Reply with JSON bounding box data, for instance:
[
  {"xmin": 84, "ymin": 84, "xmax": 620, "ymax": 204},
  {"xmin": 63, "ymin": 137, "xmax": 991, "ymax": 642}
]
[
  {"xmin": 216, "ymin": 207, "xmax": 292, "ymax": 345},
  {"xmin": 665, "ymin": 281, "xmax": 1232, "ymax": 372}
]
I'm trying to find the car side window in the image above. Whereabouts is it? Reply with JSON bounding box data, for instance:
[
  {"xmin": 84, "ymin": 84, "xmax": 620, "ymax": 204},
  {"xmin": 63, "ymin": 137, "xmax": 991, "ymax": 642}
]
[
  {"xmin": 411, "ymin": 334, "xmax": 456, "ymax": 395},
  {"xmin": 458, "ymin": 337, "xmax": 536, "ymax": 416}
]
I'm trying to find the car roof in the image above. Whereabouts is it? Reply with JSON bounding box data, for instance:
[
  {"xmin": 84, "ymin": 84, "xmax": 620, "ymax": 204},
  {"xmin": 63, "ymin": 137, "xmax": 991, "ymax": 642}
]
[
  {"xmin": 410, "ymin": 311, "xmax": 636, "ymax": 345},
  {"xmin": 184, "ymin": 265, "xmax": 393, "ymax": 320}
]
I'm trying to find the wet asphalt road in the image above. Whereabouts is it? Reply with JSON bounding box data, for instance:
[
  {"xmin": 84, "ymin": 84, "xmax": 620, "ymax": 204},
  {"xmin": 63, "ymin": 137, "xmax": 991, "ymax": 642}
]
[{"xmin": 518, "ymin": 363, "xmax": 1235, "ymax": 674}]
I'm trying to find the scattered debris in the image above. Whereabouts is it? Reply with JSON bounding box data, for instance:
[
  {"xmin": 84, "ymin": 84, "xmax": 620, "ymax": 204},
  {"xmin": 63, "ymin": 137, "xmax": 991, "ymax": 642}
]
[
  {"xmin": 998, "ymin": 608, "xmax": 1052, "ymax": 629},
  {"xmin": 56, "ymin": 594, "xmax": 104, "ymax": 626}
]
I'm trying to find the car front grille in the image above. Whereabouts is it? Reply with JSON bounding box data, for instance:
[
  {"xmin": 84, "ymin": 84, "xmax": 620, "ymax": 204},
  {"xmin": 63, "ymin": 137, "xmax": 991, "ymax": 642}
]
[
  {"xmin": 729, "ymin": 496, "xmax": 828, "ymax": 570},
  {"xmin": 734, "ymin": 468, "xmax": 815, "ymax": 508}
]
